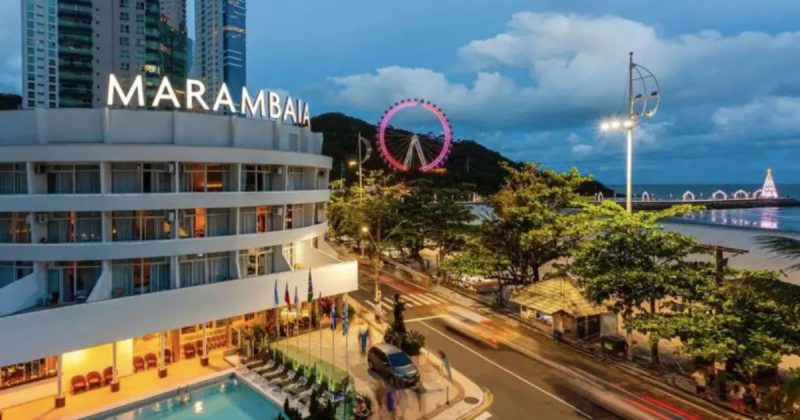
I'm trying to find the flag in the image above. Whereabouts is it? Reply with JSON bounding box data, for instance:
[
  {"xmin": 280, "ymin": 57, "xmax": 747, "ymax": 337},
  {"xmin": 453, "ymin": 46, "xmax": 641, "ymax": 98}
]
[
  {"xmin": 273, "ymin": 280, "xmax": 279, "ymax": 306},
  {"xmin": 329, "ymin": 303, "xmax": 337, "ymax": 331},
  {"xmin": 284, "ymin": 283, "xmax": 292, "ymax": 311},
  {"xmin": 294, "ymin": 285, "xmax": 299, "ymax": 314},
  {"xmin": 342, "ymin": 299, "xmax": 349, "ymax": 335},
  {"xmin": 307, "ymin": 270, "xmax": 313, "ymax": 303}
]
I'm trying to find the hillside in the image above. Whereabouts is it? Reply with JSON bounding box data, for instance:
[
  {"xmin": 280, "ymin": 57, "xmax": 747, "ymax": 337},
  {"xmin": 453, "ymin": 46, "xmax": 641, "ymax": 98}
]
[
  {"xmin": 0, "ymin": 94, "xmax": 21, "ymax": 110},
  {"xmin": 312, "ymin": 112, "xmax": 614, "ymax": 196}
]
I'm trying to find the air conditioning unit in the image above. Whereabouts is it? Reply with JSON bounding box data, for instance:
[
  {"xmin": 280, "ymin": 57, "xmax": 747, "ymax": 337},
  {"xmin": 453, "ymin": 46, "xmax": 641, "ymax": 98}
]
[
  {"xmin": 34, "ymin": 163, "xmax": 46, "ymax": 174},
  {"xmin": 36, "ymin": 213, "xmax": 48, "ymax": 224},
  {"xmin": 167, "ymin": 211, "xmax": 175, "ymax": 222},
  {"xmin": 167, "ymin": 163, "xmax": 175, "ymax": 174},
  {"xmin": 274, "ymin": 207, "xmax": 284, "ymax": 216}
]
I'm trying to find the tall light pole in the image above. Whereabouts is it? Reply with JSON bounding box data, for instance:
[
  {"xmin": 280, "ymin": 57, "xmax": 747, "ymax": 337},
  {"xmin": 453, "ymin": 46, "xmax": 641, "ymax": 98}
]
[{"xmin": 600, "ymin": 52, "xmax": 660, "ymax": 213}]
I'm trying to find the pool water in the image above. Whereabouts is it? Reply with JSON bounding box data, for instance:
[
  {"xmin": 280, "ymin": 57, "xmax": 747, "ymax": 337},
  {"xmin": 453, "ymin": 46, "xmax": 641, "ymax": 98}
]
[{"xmin": 103, "ymin": 377, "xmax": 283, "ymax": 419}]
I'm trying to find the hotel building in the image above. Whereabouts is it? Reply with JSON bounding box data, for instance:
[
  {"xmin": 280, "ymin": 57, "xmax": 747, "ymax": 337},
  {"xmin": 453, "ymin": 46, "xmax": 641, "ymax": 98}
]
[{"xmin": 0, "ymin": 108, "xmax": 357, "ymax": 409}]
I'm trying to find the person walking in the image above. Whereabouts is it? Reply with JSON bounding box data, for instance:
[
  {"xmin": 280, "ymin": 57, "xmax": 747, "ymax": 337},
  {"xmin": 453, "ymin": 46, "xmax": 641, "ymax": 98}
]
[
  {"xmin": 386, "ymin": 384, "xmax": 396, "ymax": 419},
  {"xmin": 359, "ymin": 325, "xmax": 369, "ymax": 355},
  {"xmin": 691, "ymin": 368, "xmax": 707, "ymax": 395}
]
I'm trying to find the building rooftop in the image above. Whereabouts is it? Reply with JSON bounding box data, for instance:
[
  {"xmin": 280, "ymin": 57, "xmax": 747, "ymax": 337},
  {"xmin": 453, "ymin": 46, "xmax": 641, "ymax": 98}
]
[{"xmin": 510, "ymin": 277, "xmax": 607, "ymax": 317}]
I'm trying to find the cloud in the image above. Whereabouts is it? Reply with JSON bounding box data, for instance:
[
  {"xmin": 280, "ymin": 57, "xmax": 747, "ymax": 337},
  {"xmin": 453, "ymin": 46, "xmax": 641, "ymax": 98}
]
[
  {"xmin": 330, "ymin": 12, "xmax": 800, "ymax": 136},
  {"xmin": 712, "ymin": 96, "xmax": 800, "ymax": 142}
]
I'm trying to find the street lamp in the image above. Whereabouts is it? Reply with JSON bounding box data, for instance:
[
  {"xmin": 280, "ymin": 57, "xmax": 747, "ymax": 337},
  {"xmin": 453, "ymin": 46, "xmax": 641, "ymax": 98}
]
[{"xmin": 599, "ymin": 52, "xmax": 660, "ymax": 213}]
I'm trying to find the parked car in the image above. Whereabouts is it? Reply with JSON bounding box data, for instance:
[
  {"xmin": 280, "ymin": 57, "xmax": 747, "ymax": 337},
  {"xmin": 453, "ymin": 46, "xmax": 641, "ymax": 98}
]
[{"xmin": 367, "ymin": 343, "xmax": 420, "ymax": 388}]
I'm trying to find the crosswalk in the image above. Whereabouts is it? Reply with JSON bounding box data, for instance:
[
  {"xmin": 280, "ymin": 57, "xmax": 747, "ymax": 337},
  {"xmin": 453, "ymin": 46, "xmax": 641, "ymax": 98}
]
[{"xmin": 364, "ymin": 292, "xmax": 449, "ymax": 312}]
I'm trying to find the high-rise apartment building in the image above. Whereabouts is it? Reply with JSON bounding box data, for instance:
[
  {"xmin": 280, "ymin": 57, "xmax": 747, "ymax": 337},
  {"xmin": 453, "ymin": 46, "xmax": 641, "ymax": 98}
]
[
  {"xmin": 21, "ymin": 0, "xmax": 59, "ymax": 109},
  {"xmin": 194, "ymin": 0, "xmax": 246, "ymax": 105},
  {"xmin": 21, "ymin": 0, "xmax": 189, "ymax": 109}
]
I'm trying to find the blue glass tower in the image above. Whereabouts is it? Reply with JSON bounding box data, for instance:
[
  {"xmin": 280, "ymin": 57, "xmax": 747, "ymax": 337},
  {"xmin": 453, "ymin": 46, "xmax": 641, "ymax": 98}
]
[{"xmin": 222, "ymin": 0, "xmax": 246, "ymax": 104}]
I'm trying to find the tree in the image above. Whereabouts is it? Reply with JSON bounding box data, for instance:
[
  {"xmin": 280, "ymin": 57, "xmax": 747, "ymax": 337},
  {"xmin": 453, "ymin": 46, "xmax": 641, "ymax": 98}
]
[
  {"xmin": 395, "ymin": 179, "xmax": 473, "ymax": 266},
  {"xmin": 570, "ymin": 201, "xmax": 703, "ymax": 363},
  {"xmin": 445, "ymin": 163, "xmax": 593, "ymax": 305},
  {"xmin": 756, "ymin": 235, "xmax": 800, "ymax": 271}
]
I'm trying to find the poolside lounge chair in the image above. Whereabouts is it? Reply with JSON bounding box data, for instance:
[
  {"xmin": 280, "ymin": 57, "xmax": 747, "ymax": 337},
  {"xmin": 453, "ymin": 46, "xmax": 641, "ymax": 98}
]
[
  {"xmin": 183, "ymin": 343, "xmax": 196, "ymax": 359},
  {"xmin": 243, "ymin": 358, "xmax": 263, "ymax": 369},
  {"xmin": 261, "ymin": 365, "xmax": 288, "ymax": 381},
  {"xmin": 272, "ymin": 370, "xmax": 301, "ymax": 387},
  {"xmin": 145, "ymin": 353, "xmax": 158, "ymax": 369},
  {"xmin": 133, "ymin": 356, "xmax": 146, "ymax": 373},
  {"xmin": 103, "ymin": 366, "xmax": 114, "ymax": 385},
  {"xmin": 71, "ymin": 375, "xmax": 87, "ymax": 394},
  {"xmin": 285, "ymin": 377, "xmax": 312, "ymax": 397},
  {"xmin": 87, "ymin": 371, "xmax": 102, "ymax": 389},
  {"xmin": 252, "ymin": 360, "xmax": 276, "ymax": 374}
]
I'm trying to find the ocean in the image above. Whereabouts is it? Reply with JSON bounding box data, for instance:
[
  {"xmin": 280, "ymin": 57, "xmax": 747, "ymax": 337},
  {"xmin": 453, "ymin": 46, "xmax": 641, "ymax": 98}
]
[{"xmin": 608, "ymin": 184, "xmax": 800, "ymax": 233}]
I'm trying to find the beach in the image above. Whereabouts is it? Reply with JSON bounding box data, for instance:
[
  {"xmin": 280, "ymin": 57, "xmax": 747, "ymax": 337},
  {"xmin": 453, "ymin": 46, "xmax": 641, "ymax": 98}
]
[{"xmin": 663, "ymin": 221, "xmax": 800, "ymax": 285}]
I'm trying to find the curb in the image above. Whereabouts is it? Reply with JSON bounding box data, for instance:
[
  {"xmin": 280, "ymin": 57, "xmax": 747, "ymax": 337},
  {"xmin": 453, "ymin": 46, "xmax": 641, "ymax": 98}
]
[{"xmin": 457, "ymin": 387, "xmax": 493, "ymax": 420}]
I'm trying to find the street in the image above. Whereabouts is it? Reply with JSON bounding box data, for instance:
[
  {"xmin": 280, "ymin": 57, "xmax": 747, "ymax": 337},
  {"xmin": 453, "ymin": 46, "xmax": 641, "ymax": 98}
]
[{"xmin": 350, "ymin": 264, "xmax": 729, "ymax": 420}]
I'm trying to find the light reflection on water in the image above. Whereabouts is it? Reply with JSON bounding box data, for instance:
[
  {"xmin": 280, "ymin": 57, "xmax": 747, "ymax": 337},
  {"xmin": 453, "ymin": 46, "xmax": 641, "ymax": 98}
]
[{"xmin": 678, "ymin": 207, "xmax": 800, "ymax": 232}]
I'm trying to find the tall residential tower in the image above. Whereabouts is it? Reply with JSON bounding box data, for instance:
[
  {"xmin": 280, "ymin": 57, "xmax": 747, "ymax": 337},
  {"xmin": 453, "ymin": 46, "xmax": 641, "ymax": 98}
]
[
  {"xmin": 194, "ymin": 0, "xmax": 246, "ymax": 105},
  {"xmin": 21, "ymin": 0, "xmax": 189, "ymax": 109}
]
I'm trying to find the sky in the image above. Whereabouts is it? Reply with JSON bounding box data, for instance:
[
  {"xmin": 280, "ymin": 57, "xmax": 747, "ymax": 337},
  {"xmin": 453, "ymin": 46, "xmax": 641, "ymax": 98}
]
[{"xmin": 3, "ymin": 1, "xmax": 800, "ymax": 185}]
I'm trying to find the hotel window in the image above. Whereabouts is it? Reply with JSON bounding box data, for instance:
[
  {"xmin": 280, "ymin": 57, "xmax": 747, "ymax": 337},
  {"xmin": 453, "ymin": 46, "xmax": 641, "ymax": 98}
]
[
  {"xmin": 238, "ymin": 248, "xmax": 274, "ymax": 278},
  {"xmin": 179, "ymin": 252, "xmax": 230, "ymax": 287},
  {"xmin": 287, "ymin": 167, "xmax": 304, "ymax": 191},
  {"xmin": 0, "ymin": 213, "xmax": 31, "ymax": 243},
  {"xmin": 180, "ymin": 163, "xmax": 231, "ymax": 192},
  {"xmin": 111, "ymin": 257, "xmax": 170, "ymax": 297},
  {"xmin": 0, "ymin": 261, "xmax": 33, "ymax": 288},
  {"xmin": 315, "ymin": 203, "xmax": 327, "ymax": 224},
  {"xmin": 286, "ymin": 205, "xmax": 304, "ymax": 229},
  {"xmin": 0, "ymin": 163, "xmax": 27, "ymax": 194},
  {"xmin": 0, "ymin": 358, "xmax": 56, "ymax": 390},
  {"xmin": 112, "ymin": 210, "xmax": 171, "ymax": 241},
  {"xmin": 241, "ymin": 165, "xmax": 276, "ymax": 192},
  {"xmin": 178, "ymin": 208, "xmax": 205, "ymax": 238},
  {"xmin": 111, "ymin": 163, "xmax": 172, "ymax": 193},
  {"xmin": 206, "ymin": 208, "xmax": 230, "ymax": 236},
  {"xmin": 46, "ymin": 260, "xmax": 101, "ymax": 304},
  {"xmin": 46, "ymin": 164, "xmax": 100, "ymax": 194},
  {"xmin": 240, "ymin": 206, "xmax": 271, "ymax": 234},
  {"xmin": 46, "ymin": 211, "xmax": 100, "ymax": 243}
]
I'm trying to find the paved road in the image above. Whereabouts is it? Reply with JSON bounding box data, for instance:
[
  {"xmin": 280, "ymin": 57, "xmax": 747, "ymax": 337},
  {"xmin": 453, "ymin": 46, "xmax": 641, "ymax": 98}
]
[
  {"xmin": 351, "ymin": 269, "xmax": 620, "ymax": 419},
  {"xmin": 411, "ymin": 317, "xmax": 620, "ymax": 420},
  {"xmin": 349, "ymin": 262, "xmax": 729, "ymax": 420}
]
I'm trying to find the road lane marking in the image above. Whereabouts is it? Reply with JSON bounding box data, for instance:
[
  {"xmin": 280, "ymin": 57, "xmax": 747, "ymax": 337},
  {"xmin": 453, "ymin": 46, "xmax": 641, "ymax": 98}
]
[
  {"xmin": 415, "ymin": 320, "xmax": 592, "ymax": 419},
  {"xmin": 404, "ymin": 294, "xmax": 428, "ymax": 306},
  {"xmin": 424, "ymin": 293, "xmax": 449, "ymax": 304},
  {"xmin": 411, "ymin": 294, "xmax": 439, "ymax": 305},
  {"xmin": 473, "ymin": 412, "xmax": 492, "ymax": 420},
  {"xmin": 404, "ymin": 315, "xmax": 445, "ymax": 322}
]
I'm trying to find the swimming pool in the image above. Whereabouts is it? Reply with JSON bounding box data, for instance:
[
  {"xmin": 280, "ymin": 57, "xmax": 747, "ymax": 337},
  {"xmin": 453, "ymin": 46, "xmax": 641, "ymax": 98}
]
[{"xmin": 92, "ymin": 375, "xmax": 283, "ymax": 419}]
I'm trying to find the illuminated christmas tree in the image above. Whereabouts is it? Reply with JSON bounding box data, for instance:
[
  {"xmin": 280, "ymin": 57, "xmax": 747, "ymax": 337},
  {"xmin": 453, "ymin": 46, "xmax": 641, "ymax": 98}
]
[{"xmin": 760, "ymin": 168, "xmax": 779, "ymax": 199}]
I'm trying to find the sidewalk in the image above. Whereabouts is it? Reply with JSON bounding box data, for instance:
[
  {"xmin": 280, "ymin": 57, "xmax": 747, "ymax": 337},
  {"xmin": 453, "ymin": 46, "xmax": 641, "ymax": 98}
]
[{"xmin": 280, "ymin": 299, "xmax": 487, "ymax": 419}]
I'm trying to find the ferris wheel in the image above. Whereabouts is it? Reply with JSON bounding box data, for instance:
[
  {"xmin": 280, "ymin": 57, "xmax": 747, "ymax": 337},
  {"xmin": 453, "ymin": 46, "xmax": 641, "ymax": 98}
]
[{"xmin": 376, "ymin": 99, "xmax": 453, "ymax": 172}]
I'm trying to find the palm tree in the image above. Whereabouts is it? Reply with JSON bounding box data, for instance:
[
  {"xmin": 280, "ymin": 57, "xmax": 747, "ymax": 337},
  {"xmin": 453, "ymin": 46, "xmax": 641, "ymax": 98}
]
[{"xmin": 755, "ymin": 235, "xmax": 800, "ymax": 271}]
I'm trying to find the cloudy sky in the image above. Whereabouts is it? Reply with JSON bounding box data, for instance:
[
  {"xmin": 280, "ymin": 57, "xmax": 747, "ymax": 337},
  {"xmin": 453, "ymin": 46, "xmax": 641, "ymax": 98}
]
[{"xmin": 3, "ymin": 1, "xmax": 800, "ymax": 184}]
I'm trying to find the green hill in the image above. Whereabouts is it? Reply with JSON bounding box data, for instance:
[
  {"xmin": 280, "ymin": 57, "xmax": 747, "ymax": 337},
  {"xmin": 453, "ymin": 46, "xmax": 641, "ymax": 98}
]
[{"xmin": 312, "ymin": 112, "xmax": 614, "ymax": 196}]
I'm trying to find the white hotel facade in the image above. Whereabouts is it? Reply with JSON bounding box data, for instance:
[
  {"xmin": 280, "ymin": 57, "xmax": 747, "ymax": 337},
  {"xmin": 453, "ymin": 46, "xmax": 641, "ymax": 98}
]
[{"xmin": 0, "ymin": 107, "xmax": 357, "ymax": 408}]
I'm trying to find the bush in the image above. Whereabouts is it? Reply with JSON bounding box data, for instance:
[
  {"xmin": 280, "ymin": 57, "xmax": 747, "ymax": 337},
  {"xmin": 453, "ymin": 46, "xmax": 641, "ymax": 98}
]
[{"xmin": 384, "ymin": 323, "xmax": 426, "ymax": 356}]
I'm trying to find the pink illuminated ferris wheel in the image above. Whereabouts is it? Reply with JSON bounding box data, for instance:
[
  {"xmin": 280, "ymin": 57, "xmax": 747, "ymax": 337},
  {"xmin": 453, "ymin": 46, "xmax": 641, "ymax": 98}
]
[{"xmin": 376, "ymin": 99, "xmax": 453, "ymax": 172}]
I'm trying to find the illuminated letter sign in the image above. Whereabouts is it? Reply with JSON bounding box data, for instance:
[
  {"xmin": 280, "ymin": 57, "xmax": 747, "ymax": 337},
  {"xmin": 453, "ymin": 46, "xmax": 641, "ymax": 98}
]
[{"xmin": 106, "ymin": 74, "xmax": 311, "ymax": 126}]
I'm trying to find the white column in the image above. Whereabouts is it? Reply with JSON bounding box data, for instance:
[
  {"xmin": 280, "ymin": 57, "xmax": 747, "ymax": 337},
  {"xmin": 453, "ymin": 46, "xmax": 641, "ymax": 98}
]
[{"xmin": 56, "ymin": 354, "xmax": 63, "ymax": 398}]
